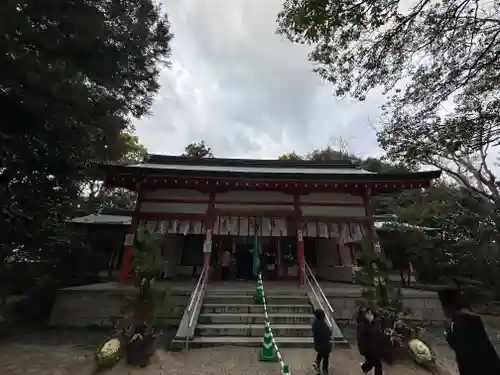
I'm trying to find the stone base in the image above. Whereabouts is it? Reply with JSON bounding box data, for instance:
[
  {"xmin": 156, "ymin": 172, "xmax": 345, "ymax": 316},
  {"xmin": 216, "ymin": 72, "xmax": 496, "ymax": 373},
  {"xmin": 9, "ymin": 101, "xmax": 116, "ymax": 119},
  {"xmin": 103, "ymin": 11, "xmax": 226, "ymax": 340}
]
[
  {"xmin": 48, "ymin": 280, "xmax": 445, "ymax": 329},
  {"xmin": 49, "ymin": 281, "xmax": 194, "ymax": 327},
  {"xmin": 320, "ymin": 282, "xmax": 446, "ymax": 325}
]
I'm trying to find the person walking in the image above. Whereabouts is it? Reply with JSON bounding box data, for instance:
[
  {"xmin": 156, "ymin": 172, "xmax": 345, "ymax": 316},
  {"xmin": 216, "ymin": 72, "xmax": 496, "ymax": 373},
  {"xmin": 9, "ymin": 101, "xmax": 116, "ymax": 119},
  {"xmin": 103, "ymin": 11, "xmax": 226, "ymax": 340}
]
[
  {"xmin": 357, "ymin": 307, "xmax": 383, "ymax": 375},
  {"xmin": 312, "ymin": 308, "xmax": 332, "ymax": 375},
  {"xmin": 438, "ymin": 288, "xmax": 500, "ymax": 375},
  {"xmin": 220, "ymin": 248, "xmax": 231, "ymax": 281}
]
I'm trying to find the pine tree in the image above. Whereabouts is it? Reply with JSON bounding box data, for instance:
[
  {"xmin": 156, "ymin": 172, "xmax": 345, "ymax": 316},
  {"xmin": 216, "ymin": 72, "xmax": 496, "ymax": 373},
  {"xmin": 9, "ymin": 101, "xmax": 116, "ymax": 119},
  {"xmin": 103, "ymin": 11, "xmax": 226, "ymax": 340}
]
[{"xmin": 356, "ymin": 234, "xmax": 425, "ymax": 360}]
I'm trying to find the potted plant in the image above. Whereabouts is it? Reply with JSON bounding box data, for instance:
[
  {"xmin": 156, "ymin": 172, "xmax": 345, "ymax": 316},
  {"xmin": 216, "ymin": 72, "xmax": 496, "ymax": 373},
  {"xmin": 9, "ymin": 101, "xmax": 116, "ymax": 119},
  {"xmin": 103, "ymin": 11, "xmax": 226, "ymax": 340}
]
[
  {"xmin": 94, "ymin": 229, "xmax": 169, "ymax": 370},
  {"xmin": 95, "ymin": 297, "xmax": 134, "ymax": 371},
  {"xmin": 355, "ymin": 234, "xmax": 437, "ymax": 369},
  {"xmin": 126, "ymin": 229, "xmax": 167, "ymax": 367}
]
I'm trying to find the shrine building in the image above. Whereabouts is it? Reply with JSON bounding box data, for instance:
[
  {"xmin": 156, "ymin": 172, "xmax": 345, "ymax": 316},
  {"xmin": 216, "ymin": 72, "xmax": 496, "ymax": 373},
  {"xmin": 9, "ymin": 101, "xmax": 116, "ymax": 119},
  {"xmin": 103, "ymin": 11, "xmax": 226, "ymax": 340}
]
[{"xmin": 98, "ymin": 155, "xmax": 441, "ymax": 285}]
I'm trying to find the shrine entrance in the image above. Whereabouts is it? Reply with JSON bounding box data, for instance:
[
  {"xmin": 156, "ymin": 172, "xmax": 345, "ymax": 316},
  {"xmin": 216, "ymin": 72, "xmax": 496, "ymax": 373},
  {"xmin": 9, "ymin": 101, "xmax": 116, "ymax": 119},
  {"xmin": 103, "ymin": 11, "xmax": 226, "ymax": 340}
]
[{"xmin": 210, "ymin": 234, "xmax": 298, "ymax": 281}]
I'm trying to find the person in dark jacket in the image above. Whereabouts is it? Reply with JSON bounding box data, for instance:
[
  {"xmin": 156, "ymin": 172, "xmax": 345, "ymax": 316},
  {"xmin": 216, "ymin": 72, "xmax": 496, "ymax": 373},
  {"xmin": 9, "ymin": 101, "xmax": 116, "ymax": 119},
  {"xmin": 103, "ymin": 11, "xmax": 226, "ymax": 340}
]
[
  {"xmin": 357, "ymin": 307, "xmax": 383, "ymax": 375},
  {"xmin": 438, "ymin": 288, "xmax": 500, "ymax": 375},
  {"xmin": 312, "ymin": 308, "xmax": 332, "ymax": 374}
]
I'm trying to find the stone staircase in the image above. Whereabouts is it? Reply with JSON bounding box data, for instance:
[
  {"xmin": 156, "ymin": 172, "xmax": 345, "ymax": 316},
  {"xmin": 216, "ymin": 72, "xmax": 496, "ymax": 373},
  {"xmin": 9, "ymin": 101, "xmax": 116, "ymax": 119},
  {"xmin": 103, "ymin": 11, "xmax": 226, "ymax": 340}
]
[{"xmin": 189, "ymin": 283, "xmax": 346, "ymax": 348}]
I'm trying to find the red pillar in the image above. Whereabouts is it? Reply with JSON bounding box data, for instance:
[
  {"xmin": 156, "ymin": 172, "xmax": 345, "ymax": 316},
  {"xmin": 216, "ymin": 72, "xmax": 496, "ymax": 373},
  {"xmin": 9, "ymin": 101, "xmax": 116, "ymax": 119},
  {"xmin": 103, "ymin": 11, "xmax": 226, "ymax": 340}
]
[
  {"xmin": 294, "ymin": 195, "xmax": 305, "ymax": 285},
  {"xmin": 118, "ymin": 189, "xmax": 142, "ymax": 283}
]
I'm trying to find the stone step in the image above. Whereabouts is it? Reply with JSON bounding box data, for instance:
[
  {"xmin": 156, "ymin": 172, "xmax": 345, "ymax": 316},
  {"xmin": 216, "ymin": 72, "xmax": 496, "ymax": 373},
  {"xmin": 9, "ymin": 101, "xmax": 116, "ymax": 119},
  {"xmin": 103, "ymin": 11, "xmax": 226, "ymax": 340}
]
[
  {"xmin": 204, "ymin": 294, "xmax": 309, "ymax": 305},
  {"xmin": 206, "ymin": 288, "xmax": 306, "ymax": 297},
  {"xmin": 181, "ymin": 335, "xmax": 349, "ymax": 349},
  {"xmin": 198, "ymin": 313, "xmax": 313, "ymax": 325},
  {"xmin": 202, "ymin": 303, "xmax": 313, "ymax": 314},
  {"xmin": 195, "ymin": 323, "xmax": 312, "ymax": 337}
]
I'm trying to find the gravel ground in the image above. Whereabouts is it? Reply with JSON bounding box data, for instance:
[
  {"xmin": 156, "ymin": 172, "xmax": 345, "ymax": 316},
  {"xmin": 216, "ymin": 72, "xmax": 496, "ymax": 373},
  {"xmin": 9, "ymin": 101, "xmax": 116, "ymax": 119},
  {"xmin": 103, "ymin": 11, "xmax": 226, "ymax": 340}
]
[
  {"xmin": 0, "ymin": 343, "xmax": 461, "ymax": 375},
  {"xmin": 1, "ymin": 324, "xmax": 500, "ymax": 375}
]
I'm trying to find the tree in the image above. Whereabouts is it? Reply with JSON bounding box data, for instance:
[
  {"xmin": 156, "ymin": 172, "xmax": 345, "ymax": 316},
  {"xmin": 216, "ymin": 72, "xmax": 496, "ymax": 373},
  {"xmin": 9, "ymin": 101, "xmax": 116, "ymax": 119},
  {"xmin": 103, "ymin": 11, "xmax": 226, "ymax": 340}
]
[
  {"xmin": 182, "ymin": 141, "xmax": 214, "ymax": 159},
  {"xmin": 80, "ymin": 131, "xmax": 148, "ymax": 214},
  {"xmin": 277, "ymin": 0, "xmax": 500, "ymax": 142},
  {"xmin": 379, "ymin": 92, "xmax": 500, "ymax": 211},
  {"xmin": 278, "ymin": 152, "xmax": 304, "ymax": 160},
  {"xmin": 0, "ymin": 0, "xmax": 173, "ymax": 270},
  {"xmin": 277, "ymin": 0, "xmax": 500, "ymax": 217}
]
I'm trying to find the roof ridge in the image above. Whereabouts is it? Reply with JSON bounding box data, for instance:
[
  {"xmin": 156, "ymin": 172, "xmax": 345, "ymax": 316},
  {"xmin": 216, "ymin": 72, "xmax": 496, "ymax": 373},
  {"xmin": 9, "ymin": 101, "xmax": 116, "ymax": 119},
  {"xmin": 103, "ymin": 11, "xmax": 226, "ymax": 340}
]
[{"xmin": 143, "ymin": 154, "xmax": 360, "ymax": 169}]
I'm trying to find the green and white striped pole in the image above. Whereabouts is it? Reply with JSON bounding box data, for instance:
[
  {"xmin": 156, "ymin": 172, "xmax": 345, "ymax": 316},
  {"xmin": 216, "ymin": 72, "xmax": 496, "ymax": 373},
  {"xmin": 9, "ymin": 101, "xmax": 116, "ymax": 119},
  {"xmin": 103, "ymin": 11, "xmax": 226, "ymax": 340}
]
[
  {"xmin": 255, "ymin": 273, "xmax": 264, "ymax": 303},
  {"xmin": 256, "ymin": 273, "xmax": 291, "ymax": 374}
]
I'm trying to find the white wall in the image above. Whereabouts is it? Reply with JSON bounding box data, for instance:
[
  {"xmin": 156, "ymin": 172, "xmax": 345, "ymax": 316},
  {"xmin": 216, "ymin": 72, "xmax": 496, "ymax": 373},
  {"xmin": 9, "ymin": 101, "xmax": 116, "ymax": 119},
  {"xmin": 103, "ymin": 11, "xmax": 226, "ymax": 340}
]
[
  {"xmin": 316, "ymin": 238, "xmax": 354, "ymax": 282},
  {"xmin": 160, "ymin": 234, "xmax": 183, "ymax": 278}
]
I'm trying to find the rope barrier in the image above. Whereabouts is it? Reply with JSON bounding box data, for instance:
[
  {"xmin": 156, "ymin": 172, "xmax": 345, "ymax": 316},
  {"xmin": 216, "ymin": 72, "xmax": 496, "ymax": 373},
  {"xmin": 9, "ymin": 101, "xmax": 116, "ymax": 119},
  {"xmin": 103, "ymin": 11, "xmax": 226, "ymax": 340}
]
[{"xmin": 257, "ymin": 273, "xmax": 291, "ymax": 375}]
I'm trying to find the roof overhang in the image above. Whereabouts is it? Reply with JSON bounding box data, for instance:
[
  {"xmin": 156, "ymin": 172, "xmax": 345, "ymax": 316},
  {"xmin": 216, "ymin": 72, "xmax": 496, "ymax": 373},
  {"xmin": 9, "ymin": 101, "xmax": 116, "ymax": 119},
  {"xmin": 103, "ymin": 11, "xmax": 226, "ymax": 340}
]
[
  {"xmin": 67, "ymin": 214, "xmax": 132, "ymax": 225},
  {"xmin": 96, "ymin": 155, "xmax": 442, "ymax": 195},
  {"xmin": 375, "ymin": 221, "xmax": 441, "ymax": 232}
]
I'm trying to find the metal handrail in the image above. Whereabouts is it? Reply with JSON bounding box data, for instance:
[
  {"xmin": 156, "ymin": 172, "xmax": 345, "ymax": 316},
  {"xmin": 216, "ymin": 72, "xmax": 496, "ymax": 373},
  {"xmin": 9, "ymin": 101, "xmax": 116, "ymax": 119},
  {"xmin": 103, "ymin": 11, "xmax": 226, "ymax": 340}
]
[
  {"xmin": 187, "ymin": 262, "xmax": 208, "ymax": 314},
  {"xmin": 303, "ymin": 265, "xmax": 332, "ymax": 328},
  {"xmin": 184, "ymin": 261, "xmax": 210, "ymax": 350},
  {"xmin": 304, "ymin": 262, "xmax": 335, "ymax": 317},
  {"xmin": 188, "ymin": 262, "xmax": 209, "ymax": 328}
]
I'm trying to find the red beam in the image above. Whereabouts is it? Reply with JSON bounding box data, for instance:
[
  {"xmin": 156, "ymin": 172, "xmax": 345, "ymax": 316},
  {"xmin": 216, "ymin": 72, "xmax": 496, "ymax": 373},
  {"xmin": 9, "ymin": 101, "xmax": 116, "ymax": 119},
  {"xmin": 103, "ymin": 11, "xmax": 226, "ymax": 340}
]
[
  {"xmin": 108, "ymin": 175, "xmax": 432, "ymax": 186},
  {"xmin": 105, "ymin": 175, "xmax": 432, "ymax": 191},
  {"xmin": 104, "ymin": 181, "xmax": 430, "ymax": 195},
  {"xmin": 140, "ymin": 197, "xmax": 363, "ymax": 207}
]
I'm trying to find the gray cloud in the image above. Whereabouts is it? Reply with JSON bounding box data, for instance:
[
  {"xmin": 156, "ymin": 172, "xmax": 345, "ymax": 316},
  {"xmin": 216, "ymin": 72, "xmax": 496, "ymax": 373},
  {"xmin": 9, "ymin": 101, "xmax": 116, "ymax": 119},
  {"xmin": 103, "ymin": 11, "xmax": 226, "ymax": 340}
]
[{"xmin": 134, "ymin": 0, "xmax": 384, "ymax": 159}]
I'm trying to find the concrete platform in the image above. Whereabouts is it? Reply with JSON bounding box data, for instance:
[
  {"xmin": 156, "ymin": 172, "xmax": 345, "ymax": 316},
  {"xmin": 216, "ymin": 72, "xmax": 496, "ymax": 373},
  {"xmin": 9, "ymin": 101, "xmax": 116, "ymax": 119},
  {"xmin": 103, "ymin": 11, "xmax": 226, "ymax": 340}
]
[
  {"xmin": 318, "ymin": 281, "xmax": 445, "ymax": 324},
  {"xmin": 49, "ymin": 280, "xmax": 196, "ymax": 327},
  {"xmin": 48, "ymin": 279, "xmax": 445, "ymax": 329}
]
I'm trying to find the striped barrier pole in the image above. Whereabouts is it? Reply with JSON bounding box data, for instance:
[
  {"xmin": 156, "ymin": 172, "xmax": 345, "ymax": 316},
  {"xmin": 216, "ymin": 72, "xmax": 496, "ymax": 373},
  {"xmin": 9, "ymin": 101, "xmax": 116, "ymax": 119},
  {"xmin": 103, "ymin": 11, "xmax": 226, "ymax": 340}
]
[{"xmin": 257, "ymin": 273, "xmax": 291, "ymax": 375}]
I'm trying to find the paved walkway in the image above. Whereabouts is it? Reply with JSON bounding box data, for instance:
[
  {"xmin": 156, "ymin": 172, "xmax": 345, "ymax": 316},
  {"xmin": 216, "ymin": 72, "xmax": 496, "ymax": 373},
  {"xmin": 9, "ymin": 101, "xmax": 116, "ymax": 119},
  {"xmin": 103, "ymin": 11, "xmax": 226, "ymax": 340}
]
[{"xmin": 1, "ymin": 343, "xmax": 460, "ymax": 375}]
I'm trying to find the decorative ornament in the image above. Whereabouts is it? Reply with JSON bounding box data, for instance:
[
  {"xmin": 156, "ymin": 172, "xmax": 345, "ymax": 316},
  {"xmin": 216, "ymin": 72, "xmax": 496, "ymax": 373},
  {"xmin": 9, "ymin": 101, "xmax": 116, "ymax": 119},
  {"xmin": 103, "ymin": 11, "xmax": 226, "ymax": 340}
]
[
  {"xmin": 408, "ymin": 338, "xmax": 436, "ymax": 368},
  {"xmin": 95, "ymin": 335, "xmax": 123, "ymax": 369}
]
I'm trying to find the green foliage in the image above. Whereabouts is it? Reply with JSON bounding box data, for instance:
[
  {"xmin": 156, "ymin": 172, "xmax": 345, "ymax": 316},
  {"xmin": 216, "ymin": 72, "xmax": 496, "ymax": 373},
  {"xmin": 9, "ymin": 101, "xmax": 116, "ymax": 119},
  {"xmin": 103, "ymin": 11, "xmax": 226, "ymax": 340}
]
[
  {"xmin": 277, "ymin": 1, "xmax": 500, "ymax": 260},
  {"xmin": 281, "ymin": 143, "xmax": 500, "ymax": 301},
  {"xmin": 182, "ymin": 141, "xmax": 214, "ymax": 159},
  {"xmin": 356, "ymin": 234, "xmax": 431, "ymax": 363},
  {"xmin": 278, "ymin": 152, "xmax": 304, "ymax": 160},
  {"xmin": 356, "ymin": 235, "xmax": 402, "ymax": 310},
  {"xmin": 0, "ymin": 0, "xmax": 172, "ymax": 272},
  {"xmin": 131, "ymin": 229, "xmax": 168, "ymax": 334},
  {"xmin": 132, "ymin": 229, "xmax": 165, "ymax": 281},
  {"xmin": 96, "ymin": 230, "xmax": 169, "ymax": 370},
  {"xmin": 278, "ymin": 0, "xmax": 500, "ymax": 144}
]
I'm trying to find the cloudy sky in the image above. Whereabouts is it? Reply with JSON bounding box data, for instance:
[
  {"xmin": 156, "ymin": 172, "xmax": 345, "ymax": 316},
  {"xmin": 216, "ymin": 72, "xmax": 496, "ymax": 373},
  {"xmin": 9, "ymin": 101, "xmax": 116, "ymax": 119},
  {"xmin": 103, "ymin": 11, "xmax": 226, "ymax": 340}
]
[{"xmin": 134, "ymin": 0, "xmax": 385, "ymax": 159}]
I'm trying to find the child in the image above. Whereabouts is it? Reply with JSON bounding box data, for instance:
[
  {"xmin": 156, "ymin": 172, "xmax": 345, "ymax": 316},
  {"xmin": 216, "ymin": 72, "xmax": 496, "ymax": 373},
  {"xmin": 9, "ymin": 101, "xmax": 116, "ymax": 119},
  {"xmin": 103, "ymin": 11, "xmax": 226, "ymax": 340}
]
[
  {"xmin": 312, "ymin": 308, "xmax": 332, "ymax": 375},
  {"xmin": 357, "ymin": 307, "xmax": 383, "ymax": 375},
  {"xmin": 439, "ymin": 288, "xmax": 500, "ymax": 375}
]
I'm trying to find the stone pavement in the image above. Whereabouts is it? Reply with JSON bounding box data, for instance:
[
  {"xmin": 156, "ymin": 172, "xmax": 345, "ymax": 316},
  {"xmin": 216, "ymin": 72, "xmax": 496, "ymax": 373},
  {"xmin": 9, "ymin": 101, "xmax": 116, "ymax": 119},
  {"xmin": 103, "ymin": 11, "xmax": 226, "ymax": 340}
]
[{"xmin": 0, "ymin": 343, "xmax": 461, "ymax": 375}]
